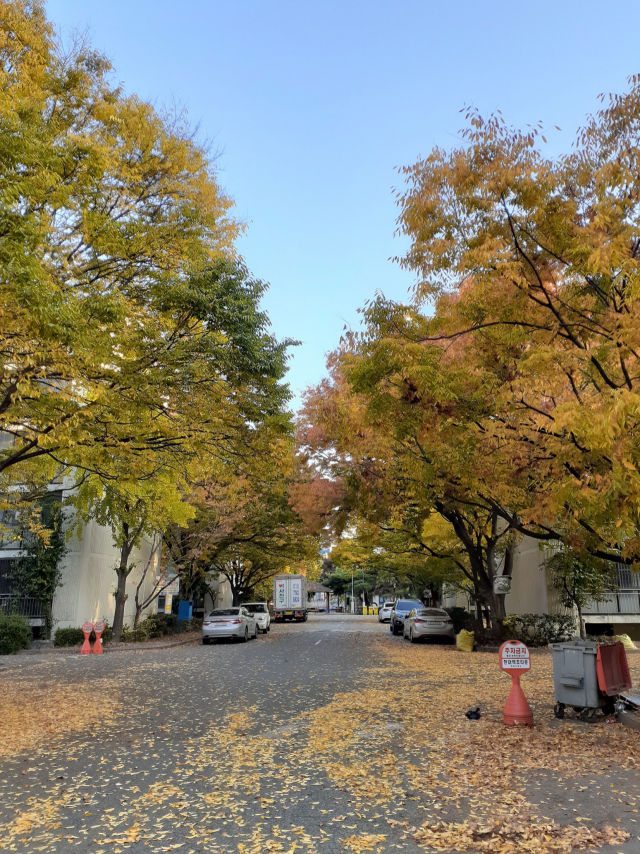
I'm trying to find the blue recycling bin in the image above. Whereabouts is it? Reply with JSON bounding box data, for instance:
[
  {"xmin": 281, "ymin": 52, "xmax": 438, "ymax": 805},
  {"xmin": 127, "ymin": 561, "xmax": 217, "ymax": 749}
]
[{"xmin": 177, "ymin": 600, "xmax": 192, "ymax": 621}]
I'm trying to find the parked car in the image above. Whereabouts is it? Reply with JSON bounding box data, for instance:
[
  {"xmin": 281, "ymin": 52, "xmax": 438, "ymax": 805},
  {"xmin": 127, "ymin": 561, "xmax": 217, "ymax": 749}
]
[
  {"xmin": 202, "ymin": 607, "xmax": 258, "ymax": 644},
  {"xmin": 378, "ymin": 602, "xmax": 395, "ymax": 623},
  {"xmin": 403, "ymin": 608, "xmax": 455, "ymax": 643},
  {"xmin": 243, "ymin": 602, "xmax": 271, "ymax": 633},
  {"xmin": 389, "ymin": 599, "xmax": 424, "ymax": 635}
]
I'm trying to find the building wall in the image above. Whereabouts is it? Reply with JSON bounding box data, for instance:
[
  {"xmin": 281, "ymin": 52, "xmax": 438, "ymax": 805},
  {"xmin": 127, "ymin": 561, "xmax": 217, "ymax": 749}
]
[
  {"xmin": 51, "ymin": 516, "xmax": 160, "ymax": 630},
  {"xmin": 504, "ymin": 537, "xmax": 549, "ymax": 616},
  {"xmin": 202, "ymin": 576, "xmax": 233, "ymax": 615}
]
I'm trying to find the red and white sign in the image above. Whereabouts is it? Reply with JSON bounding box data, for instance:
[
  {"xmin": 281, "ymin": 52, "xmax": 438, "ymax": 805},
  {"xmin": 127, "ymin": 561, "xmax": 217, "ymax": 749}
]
[
  {"xmin": 499, "ymin": 641, "xmax": 531, "ymax": 673},
  {"xmin": 92, "ymin": 621, "xmax": 105, "ymax": 655},
  {"xmin": 81, "ymin": 621, "xmax": 94, "ymax": 655}
]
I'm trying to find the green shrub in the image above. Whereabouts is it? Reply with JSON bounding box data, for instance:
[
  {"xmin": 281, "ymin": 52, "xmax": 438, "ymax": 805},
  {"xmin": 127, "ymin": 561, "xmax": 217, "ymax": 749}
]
[
  {"xmin": 54, "ymin": 627, "xmax": 84, "ymax": 647},
  {"xmin": 445, "ymin": 607, "xmax": 474, "ymax": 634},
  {"xmin": 472, "ymin": 613, "xmax": 577, "ymax": 647},
  {"xmin": 116, "ymin": 614, "xmax": 202, "ymax": 644},
  {"xmin": 0, "ymin": 613, "xmax": 32, "ymax": 654},
  {"xmin": 503, "ymin": 613, "xmax": 576, "ymax": 647},
  {"xmin": 146, "ymin": 613, "xmax": 177, "ymax": 637}
]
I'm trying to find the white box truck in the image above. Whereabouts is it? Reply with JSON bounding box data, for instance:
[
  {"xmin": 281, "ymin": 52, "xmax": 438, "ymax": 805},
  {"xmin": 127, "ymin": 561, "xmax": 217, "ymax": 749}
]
[{"xmin": 273, "ymin": 574, "xmax": 308, "ymax": 622}]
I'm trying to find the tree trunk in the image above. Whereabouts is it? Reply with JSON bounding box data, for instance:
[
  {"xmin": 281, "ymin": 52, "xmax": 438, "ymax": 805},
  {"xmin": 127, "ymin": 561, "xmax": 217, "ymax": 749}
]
[
  {"xmin": 134, "ymin": 534, "xmax": 158, "ymax": 628},
  {"xmin": 492, "ymin": 590, "xmax": 507, "ymax": 622},
  {"xmin": 112, "ymin": 532, "xmax": 134, "ymax": 643},
  {"xmin": 112, "ymin": 566, "xmax": 129, "ymax": 642}
]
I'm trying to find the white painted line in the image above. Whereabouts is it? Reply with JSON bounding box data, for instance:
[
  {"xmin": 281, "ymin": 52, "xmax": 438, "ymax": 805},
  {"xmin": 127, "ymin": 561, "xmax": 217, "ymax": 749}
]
[{"xmin": 315, "ymin": 640, "xmax": 322, "ymax": 645}]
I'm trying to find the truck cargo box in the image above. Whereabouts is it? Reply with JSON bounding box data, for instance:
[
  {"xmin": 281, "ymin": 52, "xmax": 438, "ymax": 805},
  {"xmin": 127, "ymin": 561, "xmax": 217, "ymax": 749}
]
[{"xmin": 273, "ymin": 575, "xmax": 308, "ymax": 622}]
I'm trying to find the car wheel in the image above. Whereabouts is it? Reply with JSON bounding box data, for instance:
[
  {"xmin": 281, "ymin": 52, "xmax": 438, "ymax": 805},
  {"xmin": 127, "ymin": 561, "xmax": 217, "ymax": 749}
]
[
  {"xmin": 410, "ymin": 629, "xmax": 418, "ymax": 643},
  {"xmin": 389, "ymin": 623, "xmax": 394, "ymax": 633},
  {"xmin": 253, "ymin": 624, "xmax": 258, "ymax": 639},
  {"xmin": 242, "ymin": 627, "xmax": 249, "ymax": 643}
]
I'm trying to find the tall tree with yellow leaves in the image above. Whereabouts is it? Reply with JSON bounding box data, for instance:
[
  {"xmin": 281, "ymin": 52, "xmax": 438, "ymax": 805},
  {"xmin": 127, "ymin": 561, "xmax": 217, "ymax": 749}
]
[
  {"xmin": 394, "ymin": 76, "xmax": 640, "ymax": 563},
  {"xmin": 0, "ymin": 1, "xmax": 240, "ymax": 489}
]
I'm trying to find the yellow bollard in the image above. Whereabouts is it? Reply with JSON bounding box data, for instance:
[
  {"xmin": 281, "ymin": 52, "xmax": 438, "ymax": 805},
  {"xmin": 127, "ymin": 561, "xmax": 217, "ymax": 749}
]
[{"xmin": 362, "ymin": 605, "xmax": 367, "ymax": 615}]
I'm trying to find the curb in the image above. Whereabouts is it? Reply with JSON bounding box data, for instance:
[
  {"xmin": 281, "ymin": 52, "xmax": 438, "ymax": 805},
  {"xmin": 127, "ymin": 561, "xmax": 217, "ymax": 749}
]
[{"xmin": 8, "ymin": 633, "xmax": 201, "ymax": 658}]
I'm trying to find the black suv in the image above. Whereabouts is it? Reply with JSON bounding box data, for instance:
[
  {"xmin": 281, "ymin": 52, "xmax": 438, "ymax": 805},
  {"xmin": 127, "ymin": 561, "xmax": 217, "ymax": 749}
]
[{"xmin": 390, "ymin": 599, "xmax": 424, "ymax": 635}]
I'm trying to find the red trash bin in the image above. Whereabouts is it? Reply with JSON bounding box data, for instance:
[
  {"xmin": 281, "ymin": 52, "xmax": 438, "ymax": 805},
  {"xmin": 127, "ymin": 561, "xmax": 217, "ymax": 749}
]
[{"xmin": 596, "ymin": 641, "xmax": 632, "ymax": 696}]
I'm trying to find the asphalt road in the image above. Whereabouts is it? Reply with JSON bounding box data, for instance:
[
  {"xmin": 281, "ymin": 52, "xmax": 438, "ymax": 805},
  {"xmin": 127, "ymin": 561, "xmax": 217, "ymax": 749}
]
[
  {"xmin": 1, "ymin": 615, "xmax": 640, "ymax": 854},
  {"xmin": 1, "ymin": 615, "xmax": 420, "ymax": 854}
]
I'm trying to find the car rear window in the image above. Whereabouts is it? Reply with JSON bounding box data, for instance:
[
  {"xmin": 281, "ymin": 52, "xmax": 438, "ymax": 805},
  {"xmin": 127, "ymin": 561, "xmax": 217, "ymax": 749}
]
[
  {"xmin": 245, "ymin": 604, "xmax": 267, "ymax": 613},
  {"xmin": 208, "ymin": 609, "xmax": 239, "ymax": 616},
  {"xmin": 397, "ymin": 600, "xmax": 422, "ymax": 609},
  {"xmin": 418, "ymin": 609, "xmax": 449, "ymax": 617}
]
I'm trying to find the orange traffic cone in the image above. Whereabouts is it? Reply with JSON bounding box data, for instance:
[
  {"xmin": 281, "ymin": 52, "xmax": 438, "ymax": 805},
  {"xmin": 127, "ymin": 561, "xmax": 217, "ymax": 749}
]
[
  {"xmin": 503, "ymin": 673, "xmax": 533, "ymax": 726},
  {"xmin": 92, "ymin": 621, "xmax": 105, "ymax": 654},
  {"xmin": 81, "ymin": 622, "xmax": 93, "ymax": 655}
]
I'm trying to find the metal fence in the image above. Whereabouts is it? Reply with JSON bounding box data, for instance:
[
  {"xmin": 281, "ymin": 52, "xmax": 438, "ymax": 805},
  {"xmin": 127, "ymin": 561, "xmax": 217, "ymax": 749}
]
[
  {"xmin": 0, "ymin": 595, "xmax": 45, "ymax": 619},
  {"xmin": 584, "ymin": 565, "xmax": 640, "ymax": 615}
]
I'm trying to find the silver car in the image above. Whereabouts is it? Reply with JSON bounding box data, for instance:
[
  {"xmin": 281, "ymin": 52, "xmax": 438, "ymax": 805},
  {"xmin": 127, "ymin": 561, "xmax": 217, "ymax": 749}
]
[
  {"xmin": 202, "ymin": 607, "xmax": 258, "ymax": 644},
  {"xmin": 243, "ymin": 602, "xmax": 271, "ymax": 633},
  {"xmin": 378, "ymin": 602, "xmax": 395, "ymax": 623},
  {"xmin": 403, "ymin": 607, "xmax": 455, "ymax": 643}
]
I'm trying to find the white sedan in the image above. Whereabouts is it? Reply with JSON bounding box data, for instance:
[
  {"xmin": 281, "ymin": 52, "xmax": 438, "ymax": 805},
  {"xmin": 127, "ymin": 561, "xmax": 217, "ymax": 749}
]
[
  {"xmin": 378, "ymin": 602, "xmax": 395, "ymax": 623},
  {"xmin": 243, "ymin": 602, "xmax": 271, "ymax": 633},
  {"xmin": 403, "ymin": 608, "xmax": 455, "ymax": 643},
  {"xmin": 202, "ymin": 607, "xmax": 258, "ymax": 644}
]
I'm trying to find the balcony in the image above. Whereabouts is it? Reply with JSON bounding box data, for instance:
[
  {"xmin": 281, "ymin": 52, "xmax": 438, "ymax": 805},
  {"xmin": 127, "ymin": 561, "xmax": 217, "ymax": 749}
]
[
  {"xmin": 583, "ymin": 566, "xmax": 640, "ymax": 617},
  {"xmin": 0, "ymin": 594, "xmax": 45, "ymax": 625}
]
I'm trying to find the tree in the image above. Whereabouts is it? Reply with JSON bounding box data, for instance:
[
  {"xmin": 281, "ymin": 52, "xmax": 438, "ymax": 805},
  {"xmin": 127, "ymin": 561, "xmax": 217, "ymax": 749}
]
[
  {"xmin": 133, "ymin": 534, "xmax": 164, "ymax": 628},
  {"xmin": 394, "ymin": 77, "xmax": 640, "ymax": 564},
  {"xmin": 328, "ymin": 518, "xmax": 465, "ymax": 605},
  {"xmin": 12, "ymin": 494, "xmax": 67, "ymax": 637},
  {"xmin": 164, "ymin": 435, "xmax": 318, "ymax": 607},
  {"xmin": 546, "ymin": 549, "xmax": 618, "ymax": 639},
  {"xmin": 299, "ymin": 352, "xmax": 520, "ymax": 625},
  {"xmin": 73, "ymin": 472, "xmax": 194, "ymax": 642},
  {"xmin": 0, "ymin": 2, "xmax": 240, "ymax": 488}
]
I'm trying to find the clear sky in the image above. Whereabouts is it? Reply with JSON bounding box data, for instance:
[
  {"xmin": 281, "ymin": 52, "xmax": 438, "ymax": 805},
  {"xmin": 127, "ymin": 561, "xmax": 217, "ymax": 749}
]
[{"xmin": 48, "ymin": 0, "xmax": 638, "ymax": 404}]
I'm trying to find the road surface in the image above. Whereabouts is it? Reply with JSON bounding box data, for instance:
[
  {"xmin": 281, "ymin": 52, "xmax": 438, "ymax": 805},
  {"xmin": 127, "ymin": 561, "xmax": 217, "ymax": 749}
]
[{"xmin": 1, "ymin": 614, "xmax": 639, "ymax": 853}]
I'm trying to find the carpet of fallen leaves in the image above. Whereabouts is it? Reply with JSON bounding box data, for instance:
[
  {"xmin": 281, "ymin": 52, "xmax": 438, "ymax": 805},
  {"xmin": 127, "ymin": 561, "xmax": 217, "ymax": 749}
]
[
  {"xmin": 0, "ymin": 672, "xmax": 119, "ymax": 759},
  {"xmin": 0, "ymin": 634, "xmax": 639, "ymax": 854}
]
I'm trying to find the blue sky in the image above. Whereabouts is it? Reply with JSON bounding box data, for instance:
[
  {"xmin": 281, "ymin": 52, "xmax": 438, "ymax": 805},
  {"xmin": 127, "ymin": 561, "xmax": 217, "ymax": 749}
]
[{"xmin": 48, "ymin": 0, "xmax": 639, "ymax": 404}]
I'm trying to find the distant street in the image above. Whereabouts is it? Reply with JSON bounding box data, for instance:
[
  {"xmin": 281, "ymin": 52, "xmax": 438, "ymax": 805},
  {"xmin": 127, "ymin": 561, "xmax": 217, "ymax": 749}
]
[{"xmin": 1, "ymin": 615, "xmax": 640, "ymax": 854}]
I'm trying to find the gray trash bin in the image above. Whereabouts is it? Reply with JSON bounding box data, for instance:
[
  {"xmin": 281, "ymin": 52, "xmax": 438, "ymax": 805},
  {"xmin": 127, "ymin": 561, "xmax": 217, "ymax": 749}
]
[{"xmin": 551, "ymin": 639, "xmax": 604, "ymax": 721}]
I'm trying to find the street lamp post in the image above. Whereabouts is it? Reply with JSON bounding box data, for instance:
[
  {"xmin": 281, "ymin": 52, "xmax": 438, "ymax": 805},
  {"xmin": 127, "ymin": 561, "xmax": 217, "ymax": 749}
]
[{"xmin": 351, "ymin": 569, "xmax": 354, "ymax": 614}]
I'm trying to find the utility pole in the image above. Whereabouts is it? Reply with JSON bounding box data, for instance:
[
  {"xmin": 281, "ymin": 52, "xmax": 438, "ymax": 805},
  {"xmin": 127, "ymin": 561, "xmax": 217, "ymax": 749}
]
[{"xmin": 351, "ymin": 569, "xmax": 354, "ymax": 614}]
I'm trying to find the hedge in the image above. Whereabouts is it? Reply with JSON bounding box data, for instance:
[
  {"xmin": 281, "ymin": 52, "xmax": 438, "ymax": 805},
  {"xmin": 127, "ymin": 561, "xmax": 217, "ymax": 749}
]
[
  {"xmin": 54, "ymin": 614, "xmax": 202, "ymax": 646},
  {"xmin": 0, "ymin": 613, "xmax": 32, "ymax": 655}
]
